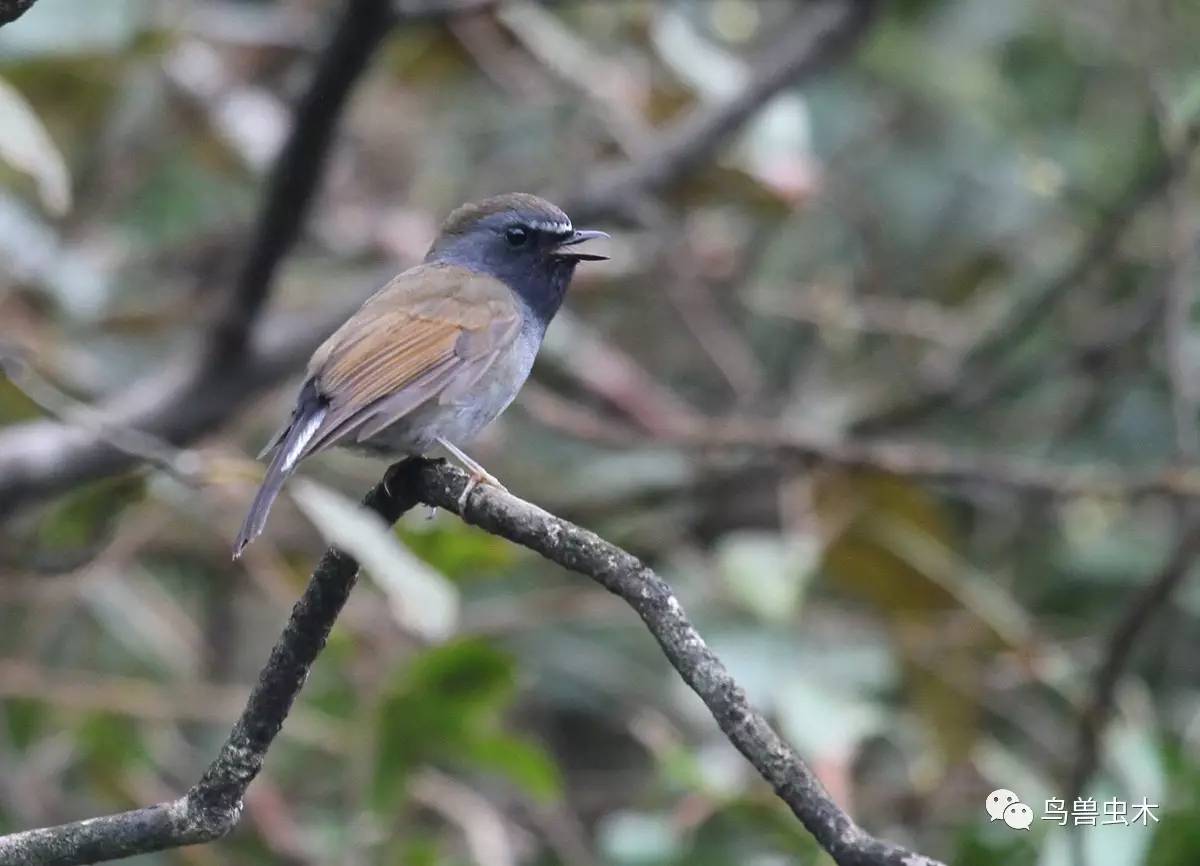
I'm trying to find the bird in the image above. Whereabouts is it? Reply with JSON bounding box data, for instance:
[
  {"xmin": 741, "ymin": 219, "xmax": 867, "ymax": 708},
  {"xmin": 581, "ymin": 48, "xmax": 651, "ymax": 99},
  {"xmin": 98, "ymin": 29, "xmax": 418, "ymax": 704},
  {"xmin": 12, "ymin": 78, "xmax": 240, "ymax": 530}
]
[{"xmin": 233, "ymin": 192, "xmax": 608, "ymax": 558}]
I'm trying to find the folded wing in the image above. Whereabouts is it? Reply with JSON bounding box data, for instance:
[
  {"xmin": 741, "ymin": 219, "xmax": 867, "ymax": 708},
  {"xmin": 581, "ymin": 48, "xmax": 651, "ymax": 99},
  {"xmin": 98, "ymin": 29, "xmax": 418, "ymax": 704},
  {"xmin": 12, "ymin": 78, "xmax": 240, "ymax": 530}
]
[{"xmin": 302, "ymin": 262, "xmax": 521, "ymax": 457}]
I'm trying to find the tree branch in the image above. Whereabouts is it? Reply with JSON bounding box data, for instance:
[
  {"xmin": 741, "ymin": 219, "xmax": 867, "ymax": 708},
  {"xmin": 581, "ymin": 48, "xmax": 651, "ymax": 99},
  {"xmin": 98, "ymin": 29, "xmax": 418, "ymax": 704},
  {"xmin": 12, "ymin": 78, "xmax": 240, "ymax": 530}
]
[
  {"xmin": 0, "ymin": 303, "xmax": 348, "ymax": 518},
  {"xmin": 0, "ymin": 0, "xmax": 877, "ymax": 518},
  {"xmin": 204, "ymin": 0, "xmax": 395, "ymax": 364},
  {"xmin": 1066, "ymin": 507, "xmax": 1200, "ymax": 803},
  {"xmin": 521, "ymin": 392, "xmax": 1200, "ymax": 501},
  {"xmin": 850, "ymin": 116, "xmax": 1200, "ymax": 435},
  {"xmin": 0, "ymin": 459, "xmax": 944, "ymax": 866},
  {"xmin": 565, "ymin": 0, "xmax": 878, "ymax": 222}
]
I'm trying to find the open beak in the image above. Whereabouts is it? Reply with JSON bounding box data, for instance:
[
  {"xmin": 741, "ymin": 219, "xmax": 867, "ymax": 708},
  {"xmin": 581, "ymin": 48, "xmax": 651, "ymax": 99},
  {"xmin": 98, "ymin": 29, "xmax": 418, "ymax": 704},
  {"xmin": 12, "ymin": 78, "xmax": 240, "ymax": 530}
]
[{"xmin": 555, "ymin": 229, "xmax": 609, "ymax": 261}]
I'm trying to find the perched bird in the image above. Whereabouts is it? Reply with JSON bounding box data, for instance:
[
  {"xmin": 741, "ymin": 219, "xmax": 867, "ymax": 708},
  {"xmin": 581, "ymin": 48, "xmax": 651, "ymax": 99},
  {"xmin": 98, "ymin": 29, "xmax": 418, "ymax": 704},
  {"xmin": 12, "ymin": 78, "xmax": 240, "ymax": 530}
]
[{"xmin": 233, "ymin": 193, "xmax": 607, "ymax": 557}]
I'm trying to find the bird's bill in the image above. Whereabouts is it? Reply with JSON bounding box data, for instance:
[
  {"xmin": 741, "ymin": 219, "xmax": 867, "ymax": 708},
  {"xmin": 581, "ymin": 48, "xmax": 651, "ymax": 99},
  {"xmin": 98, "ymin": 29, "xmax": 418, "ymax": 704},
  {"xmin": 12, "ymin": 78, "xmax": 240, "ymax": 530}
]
[{"xmin": 554, "ymin": 229, "xmax": 609, "ymax": 261}]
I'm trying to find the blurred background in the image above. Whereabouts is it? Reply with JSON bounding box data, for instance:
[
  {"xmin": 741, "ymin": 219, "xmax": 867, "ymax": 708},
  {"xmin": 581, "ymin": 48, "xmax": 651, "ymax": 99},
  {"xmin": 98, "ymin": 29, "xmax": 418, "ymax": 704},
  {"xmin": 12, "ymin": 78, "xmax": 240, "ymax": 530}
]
[{"xmin": 2, "ymin": 0, "xmax": 1200, "ymax": 864}]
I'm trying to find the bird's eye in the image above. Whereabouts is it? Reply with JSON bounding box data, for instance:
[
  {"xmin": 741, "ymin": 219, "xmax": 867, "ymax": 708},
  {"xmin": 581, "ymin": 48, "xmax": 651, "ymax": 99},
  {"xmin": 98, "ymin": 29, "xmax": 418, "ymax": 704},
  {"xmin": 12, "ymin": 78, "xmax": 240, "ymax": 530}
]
[{"xmin": 505, "ymin": 226, "xmax": 529, "ymax": 248}]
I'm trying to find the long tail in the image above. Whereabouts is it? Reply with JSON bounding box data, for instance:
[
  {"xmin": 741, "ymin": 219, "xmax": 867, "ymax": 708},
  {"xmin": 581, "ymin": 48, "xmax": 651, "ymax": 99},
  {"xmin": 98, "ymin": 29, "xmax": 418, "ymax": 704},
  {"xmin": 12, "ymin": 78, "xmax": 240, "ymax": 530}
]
[{"xmin": 233, "ymin": 384, "xmax": 326, "ymax": 558}]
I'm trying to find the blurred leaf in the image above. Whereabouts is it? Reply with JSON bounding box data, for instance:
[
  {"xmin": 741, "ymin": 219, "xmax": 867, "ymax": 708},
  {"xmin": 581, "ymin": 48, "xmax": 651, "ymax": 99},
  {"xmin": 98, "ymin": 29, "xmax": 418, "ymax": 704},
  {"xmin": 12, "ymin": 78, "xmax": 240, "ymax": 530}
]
[
  {"xmin": 1146, "ymin": 811, "xmax": 1200, "ymax": 866},
  {"xmin": 815, "ymin": 471, "xmax": 989, "ymax": 761},
  {"xmin": 77, "ymin": 712, "xmax": 147, "ymax": 777},
  {"xmin": 715, "ymin": 530, "xmax": 819, "ymax": 622},
  {"xmin": 33, "ymin": 474, "xmax": 142, "ymax": 551},
  {"xmin": 120, "ymin": 149, "xmax": 251, "ymax": 247},
  {"xmin": 775, "ymin": 675, "xmax": 884, "ymax": 764},
  {"xmin": 0, "ymin": 372, "xmax": 42, "ymax": 423},
  {"xmin": 0, "ymin": 76, "xmax": 71, "ymax": 214},
  {"xmin": 292, "ymin": 479, "xmax": 459, "ymax": 642},
  {"xmin": 81, "ymin": 566, "xmax": 200, "ymax": 677},
  {"xmin": 598, "ymin": 811, "xmax": 682, "ymax": 865},
  {"xmin": 686, "ymin": 799, "xmax": 825, "ymax": 863},
  {"xmin": 397, "ymin": 514, "xmax": 516, "ymax": 582},
  {"xmin": 952, "ymin": 825, "xmax": 1037, "ymax": 866},
  {"xmin": 373, "ymin": 638, "xmax": 521, "ymax": 809},
  {"xmin": 464, "ymin": 733, "xmax": 562, "ymax": 803},
  {"xmin": 2, "ymin": 698, "xmax": 48, "ymax": 750}
]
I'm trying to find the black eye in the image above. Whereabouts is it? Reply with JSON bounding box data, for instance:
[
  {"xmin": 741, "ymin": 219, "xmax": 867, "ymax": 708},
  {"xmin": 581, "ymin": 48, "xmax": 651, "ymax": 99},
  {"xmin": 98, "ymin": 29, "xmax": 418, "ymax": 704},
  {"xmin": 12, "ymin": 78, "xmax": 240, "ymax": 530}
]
[{"xmin": 505, "ymin": 226, "xmax": 529, "ymax": 248}]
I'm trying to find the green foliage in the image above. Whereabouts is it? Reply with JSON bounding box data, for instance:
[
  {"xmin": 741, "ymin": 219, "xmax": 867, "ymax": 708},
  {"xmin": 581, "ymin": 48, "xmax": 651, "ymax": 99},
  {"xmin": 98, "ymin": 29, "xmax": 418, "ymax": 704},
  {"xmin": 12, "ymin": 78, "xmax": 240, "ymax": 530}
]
[
  {"xmin": 31, "ymin": 475, "xmax": 142, "ymax": 550},
  {"xmin": 397, "ymin": 519, "xmax": 517, "ymax": 582},
  {"xmin": 373, "ymin": 639, "xmax": 561, "ymax": 810}
]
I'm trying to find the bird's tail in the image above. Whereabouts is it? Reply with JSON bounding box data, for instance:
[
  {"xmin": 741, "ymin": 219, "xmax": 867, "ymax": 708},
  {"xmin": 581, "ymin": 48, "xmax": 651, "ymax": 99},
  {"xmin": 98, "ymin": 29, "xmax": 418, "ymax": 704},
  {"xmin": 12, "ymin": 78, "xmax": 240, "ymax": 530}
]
[{"xmin": 233, "ymin": 386, "xmax": 326, "ymax": 558}]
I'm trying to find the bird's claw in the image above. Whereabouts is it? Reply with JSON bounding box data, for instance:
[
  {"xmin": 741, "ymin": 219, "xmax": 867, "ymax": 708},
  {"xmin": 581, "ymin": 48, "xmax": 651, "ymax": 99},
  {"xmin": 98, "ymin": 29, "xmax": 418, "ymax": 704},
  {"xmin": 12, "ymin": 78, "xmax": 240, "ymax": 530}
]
[{"xmin": 457, "ymin": 471, "xmax": 507, "ymax": 511}]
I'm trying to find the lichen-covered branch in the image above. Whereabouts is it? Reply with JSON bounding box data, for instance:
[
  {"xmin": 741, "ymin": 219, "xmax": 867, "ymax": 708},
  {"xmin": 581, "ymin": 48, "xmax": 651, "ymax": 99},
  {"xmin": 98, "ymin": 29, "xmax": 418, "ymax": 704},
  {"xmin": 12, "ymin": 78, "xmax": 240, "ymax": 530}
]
[
  {"xmin": 0, "ymin": 459, "xmax": 943, "ymax": 866},
  {"xmin": 0, "ymin": 474, "xmax": 418, "ymax": 866}
]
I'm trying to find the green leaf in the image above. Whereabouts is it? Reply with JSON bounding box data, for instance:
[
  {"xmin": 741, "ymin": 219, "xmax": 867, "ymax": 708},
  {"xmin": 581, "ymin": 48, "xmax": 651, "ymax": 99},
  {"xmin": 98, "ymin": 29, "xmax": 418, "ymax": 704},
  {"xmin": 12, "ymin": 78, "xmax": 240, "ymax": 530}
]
[
  {"xmin": 397, "ymin": 515, "xmax": 515, "ymax": 581},
  {"xmin": 464, "ymin": 733, "xmax": 563, "ymax": 803},
  {"xmin": 372, "ymin": 639, "xmax": 518, "ymax": 809},
  {"xmin": 33, "ymin": 475, "xmax": 143, "ymax": 551}
]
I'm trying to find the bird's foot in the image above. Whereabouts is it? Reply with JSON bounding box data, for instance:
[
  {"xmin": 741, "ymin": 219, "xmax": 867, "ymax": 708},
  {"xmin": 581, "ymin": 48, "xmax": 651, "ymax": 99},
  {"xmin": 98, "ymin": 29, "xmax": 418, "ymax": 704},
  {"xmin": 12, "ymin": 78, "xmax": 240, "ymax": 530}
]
[
  {"xmin": 437, "ymin": 437, "xmax": 508, "ymax": 511},
  {"xmin": 458, "ymin": 467, "xmax": 507, "ymax": 511}
]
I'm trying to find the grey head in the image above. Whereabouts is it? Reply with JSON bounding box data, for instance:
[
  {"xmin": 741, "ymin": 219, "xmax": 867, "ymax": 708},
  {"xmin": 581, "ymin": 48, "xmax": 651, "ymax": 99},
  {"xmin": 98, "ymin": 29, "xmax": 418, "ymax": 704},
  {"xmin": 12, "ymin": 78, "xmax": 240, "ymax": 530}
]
[{"xmin": 425, "ymin": 192, "xmax": 607, "ymax": 328}]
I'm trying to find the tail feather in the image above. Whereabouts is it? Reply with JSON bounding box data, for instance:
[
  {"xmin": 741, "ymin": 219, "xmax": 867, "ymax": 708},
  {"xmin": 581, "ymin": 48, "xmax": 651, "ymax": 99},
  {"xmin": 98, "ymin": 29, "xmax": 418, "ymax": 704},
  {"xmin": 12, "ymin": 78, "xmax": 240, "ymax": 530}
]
[{"xmin": 234, "ymin": 385, "xmax": 326, "ymax": 558}]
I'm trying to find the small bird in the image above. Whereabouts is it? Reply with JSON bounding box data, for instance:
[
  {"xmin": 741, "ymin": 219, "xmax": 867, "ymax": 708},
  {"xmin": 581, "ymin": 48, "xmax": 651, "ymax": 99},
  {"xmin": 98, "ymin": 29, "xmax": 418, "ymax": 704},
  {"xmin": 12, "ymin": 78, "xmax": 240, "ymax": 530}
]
[{"xmin": 233, "ymin": 193, "xmax": 607, "ymax": 557}]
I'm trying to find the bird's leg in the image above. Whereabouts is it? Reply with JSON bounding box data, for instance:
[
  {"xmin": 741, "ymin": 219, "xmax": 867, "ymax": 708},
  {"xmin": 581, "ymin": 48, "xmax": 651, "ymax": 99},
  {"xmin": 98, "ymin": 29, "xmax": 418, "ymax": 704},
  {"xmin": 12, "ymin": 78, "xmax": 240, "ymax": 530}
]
[{"xmin": 437, "ymin": 437, "xmax": 508, "ymax": 510}]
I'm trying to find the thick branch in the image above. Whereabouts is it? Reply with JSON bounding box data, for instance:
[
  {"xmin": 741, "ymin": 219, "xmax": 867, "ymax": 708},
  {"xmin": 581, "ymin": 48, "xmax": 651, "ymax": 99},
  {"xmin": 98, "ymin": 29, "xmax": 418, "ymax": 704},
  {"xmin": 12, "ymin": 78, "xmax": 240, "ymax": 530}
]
[
  {"xmin": 0, "ymin": 460, "xmax": 944, "ymax": 866},
  {"xmin": 0, "ymin": 0, "xmax": 877, "ymax": 517},
  {"xmin": 0, "ymin": 303, "xmax": 348, "ymax": 518},
  {"xmin": 204, "ymin": 0, "xmax": 393, "ymax": 364}
]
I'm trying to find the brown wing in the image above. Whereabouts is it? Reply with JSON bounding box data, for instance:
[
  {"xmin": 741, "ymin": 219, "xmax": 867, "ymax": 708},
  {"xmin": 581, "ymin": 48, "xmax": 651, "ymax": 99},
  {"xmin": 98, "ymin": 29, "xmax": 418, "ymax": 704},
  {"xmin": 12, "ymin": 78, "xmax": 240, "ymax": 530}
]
[{"xmin": 299, "ymin": 262, "xmax": 521, "ymax": 457}]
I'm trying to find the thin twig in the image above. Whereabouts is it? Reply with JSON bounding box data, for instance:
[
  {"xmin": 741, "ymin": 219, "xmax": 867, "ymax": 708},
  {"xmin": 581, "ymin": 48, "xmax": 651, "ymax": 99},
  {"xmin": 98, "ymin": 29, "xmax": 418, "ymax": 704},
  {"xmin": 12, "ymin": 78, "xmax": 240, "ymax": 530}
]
[
  {"xmin": 1065, "ymin": 510, "xmax": 1200, "ymax": 802},
  {"xmin": 0, "ymin": 353, "xmax": 205, "ymax": 485},
  {"xmin": 851, "ymin": 116, "xmax": 1200, "ymax": 435},
  {"xmin": 522, "ymin": 397, "xmax": 1200, "ymax": 501},
  {"xmin": 1064, "ymin": 132, "xmax": 1200, "ymax": 822},
  {"xmin": 564, "ymin": 0, "xmax": 879, "ymax": 222},
  {"xmin": 0, "ymin": 0, "xmax": 877, "ymax": 518},
  {"xmin": 0, "ymin": 459, "xmax": 943, "ymax": 866}
]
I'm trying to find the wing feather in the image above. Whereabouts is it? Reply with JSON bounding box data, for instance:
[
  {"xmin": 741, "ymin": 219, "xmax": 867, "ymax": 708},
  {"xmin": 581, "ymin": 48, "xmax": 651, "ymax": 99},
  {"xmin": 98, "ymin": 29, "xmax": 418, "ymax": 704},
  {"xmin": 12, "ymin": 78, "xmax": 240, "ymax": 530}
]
[{"xmin": 297, "ymin": 263, "xmax": 520, "ymax": 459}]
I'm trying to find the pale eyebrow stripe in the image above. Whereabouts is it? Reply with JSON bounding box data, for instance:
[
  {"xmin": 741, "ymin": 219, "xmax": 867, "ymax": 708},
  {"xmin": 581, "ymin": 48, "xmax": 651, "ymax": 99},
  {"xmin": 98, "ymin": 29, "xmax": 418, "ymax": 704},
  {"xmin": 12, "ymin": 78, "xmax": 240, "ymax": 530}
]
[{"xmin": 527, "ymin": 219, "xmax": 573, "ymax": 235}]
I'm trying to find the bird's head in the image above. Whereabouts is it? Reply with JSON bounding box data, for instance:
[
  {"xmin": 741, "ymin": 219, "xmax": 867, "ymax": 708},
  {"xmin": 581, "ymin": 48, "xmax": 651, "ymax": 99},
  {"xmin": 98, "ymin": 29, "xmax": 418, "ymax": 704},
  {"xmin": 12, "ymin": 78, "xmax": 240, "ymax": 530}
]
[{"xmin": 425, "ymin": 193, "xmax": 608, "ymax": 325}]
